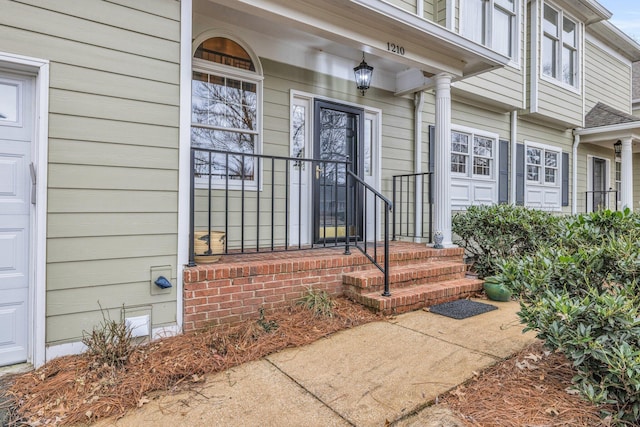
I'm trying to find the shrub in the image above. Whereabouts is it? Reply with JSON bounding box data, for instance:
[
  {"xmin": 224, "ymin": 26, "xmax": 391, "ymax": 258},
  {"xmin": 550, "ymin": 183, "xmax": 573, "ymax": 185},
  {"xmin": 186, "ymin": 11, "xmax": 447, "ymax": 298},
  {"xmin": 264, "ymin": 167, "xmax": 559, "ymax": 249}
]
[
  {"xmin": 82, "ymin": 309, "xmax": 133, "ymax": 369},
  {"xmin": 452, "ymin": 204, "xmax": 560, "ymax": 277},
  {"xmin": 296, "ymin": 288, "xmax": 335, "ymax": 317},
  {"xmin": 495, "ymin": 209, "xmax": 640, "ymax": 423}
]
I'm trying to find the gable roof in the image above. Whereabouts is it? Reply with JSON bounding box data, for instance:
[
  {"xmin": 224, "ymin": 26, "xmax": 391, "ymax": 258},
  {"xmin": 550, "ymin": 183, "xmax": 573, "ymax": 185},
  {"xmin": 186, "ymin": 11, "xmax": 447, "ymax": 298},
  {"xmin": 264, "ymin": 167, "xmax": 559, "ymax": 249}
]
[{"xmin": 585, "ymin": 102, "xmax": 640, "ymax": 128}]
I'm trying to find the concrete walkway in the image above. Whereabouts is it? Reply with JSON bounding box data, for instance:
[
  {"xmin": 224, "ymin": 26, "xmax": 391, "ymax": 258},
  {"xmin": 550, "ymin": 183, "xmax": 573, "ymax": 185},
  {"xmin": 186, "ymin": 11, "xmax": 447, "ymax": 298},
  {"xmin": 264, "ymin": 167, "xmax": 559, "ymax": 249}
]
[{"xmin": 95, "ymin": 300, "xmax": 536, "ymax": 427}]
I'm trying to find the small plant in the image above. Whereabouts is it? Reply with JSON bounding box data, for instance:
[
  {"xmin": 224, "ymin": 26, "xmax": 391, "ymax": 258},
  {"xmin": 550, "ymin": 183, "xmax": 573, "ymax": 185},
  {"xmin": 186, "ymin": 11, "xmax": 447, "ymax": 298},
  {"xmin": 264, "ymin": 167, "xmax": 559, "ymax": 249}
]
[
  {"xmin": 257, "ymin": 307, "xmax": 279, "ymax": 333},
  {"xmin": 296, "ymin": 287, "xmax": 335, "ymax": 317},
  {"xmin": 82, "ymin": 305, "xmax": 133, "ymax": 368}
]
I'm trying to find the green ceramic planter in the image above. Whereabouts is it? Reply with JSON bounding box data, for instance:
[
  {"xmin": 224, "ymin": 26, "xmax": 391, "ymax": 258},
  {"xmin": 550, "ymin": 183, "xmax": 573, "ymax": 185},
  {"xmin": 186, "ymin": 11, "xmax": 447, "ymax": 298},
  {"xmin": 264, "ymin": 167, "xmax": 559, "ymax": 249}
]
[{"xmin": 483, "ymin": 280, "xmax": 512, "ymax": 302}]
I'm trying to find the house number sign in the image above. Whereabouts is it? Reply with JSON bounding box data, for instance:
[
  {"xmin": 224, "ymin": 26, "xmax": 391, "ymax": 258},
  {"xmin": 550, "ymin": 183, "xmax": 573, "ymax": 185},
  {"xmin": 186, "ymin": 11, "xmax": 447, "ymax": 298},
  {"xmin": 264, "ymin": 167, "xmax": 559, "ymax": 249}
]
[{"xmin": 387, "ymin": 42, "xmax": 405, "ymax": 55}]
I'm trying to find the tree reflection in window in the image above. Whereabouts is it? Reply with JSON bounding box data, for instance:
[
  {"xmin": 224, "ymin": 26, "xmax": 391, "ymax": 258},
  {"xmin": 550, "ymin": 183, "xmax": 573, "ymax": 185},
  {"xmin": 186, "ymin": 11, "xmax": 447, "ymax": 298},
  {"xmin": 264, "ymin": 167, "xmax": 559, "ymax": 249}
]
[{"xmin": 191, "ymin": 37, "xmax": 259, "ymax": 182}]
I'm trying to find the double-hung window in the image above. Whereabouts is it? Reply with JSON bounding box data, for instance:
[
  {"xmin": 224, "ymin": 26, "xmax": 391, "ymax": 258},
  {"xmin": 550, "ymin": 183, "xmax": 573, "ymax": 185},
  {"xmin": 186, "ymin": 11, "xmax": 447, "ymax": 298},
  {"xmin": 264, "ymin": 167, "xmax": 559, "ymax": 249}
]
[
  {"xmin": 461, "ymin": 0, "xmax": 518, "ymax": 60},
  {"xmin": 542, "ymin": 3, "xmax": 578, "ymax": 87},
  {"xmin": 451, "ymin": 130, "xmax": 495, "ymax": 178},
  {"xmin": 191, "ymin": 37, "xmax": 262, "ymax": 186},
  {"xmin": 526, "ymin": 145, "xmax": 559, "ymax": 186}
]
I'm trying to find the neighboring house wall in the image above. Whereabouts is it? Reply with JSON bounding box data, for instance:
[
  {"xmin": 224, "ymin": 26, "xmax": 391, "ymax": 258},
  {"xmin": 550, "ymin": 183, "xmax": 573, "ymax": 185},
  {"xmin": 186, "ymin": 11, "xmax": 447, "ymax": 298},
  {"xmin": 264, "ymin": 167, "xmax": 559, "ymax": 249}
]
[
  {"xmin": 0, "ymin": 0, "xmax": 182, "ymax": 346},
  {"xmin": 585, "ymin": 39, "xmax": 632, "ymax": 114}
]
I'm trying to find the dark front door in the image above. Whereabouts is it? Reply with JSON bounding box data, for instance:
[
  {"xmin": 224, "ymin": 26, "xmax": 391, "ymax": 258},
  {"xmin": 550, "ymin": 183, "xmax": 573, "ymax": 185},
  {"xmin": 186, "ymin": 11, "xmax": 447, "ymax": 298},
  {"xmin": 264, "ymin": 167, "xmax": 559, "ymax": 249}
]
[
  {"xmin": 592, "ymin": 157, "xmax": 606, "ymax": 211},
  {"xmin": 313, "ymin": 100, "xmax": 364, "ymax": 243}
]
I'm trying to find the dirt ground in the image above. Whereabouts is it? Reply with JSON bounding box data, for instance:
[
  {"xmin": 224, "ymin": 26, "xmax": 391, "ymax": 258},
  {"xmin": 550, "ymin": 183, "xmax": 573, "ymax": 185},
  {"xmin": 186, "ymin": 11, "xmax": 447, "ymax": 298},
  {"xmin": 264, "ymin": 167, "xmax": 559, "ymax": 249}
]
[{"xmin": 1, "ymin": 297, "xmax": 609, "ymax": 426}]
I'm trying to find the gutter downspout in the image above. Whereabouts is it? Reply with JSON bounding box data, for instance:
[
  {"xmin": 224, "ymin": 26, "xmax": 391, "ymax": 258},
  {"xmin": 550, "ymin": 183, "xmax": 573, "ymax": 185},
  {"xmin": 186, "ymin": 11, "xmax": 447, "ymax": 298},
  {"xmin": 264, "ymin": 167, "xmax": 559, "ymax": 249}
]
[
  {"xmin": 572, "ymin": 131, "xmax": 580, "ymax": 215},
  {"xmin": 510, "ymin": 110, "xmax": 517, "ymax": 204},
  {"xmin": 414, "ymin": 90, "xmax": 425, "ymax": 242}
]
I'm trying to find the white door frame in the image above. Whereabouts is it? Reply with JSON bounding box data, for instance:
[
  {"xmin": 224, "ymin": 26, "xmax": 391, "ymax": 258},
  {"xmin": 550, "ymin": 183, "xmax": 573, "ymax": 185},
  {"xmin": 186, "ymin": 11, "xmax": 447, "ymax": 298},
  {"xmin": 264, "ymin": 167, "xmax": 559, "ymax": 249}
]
[
  {"xmin": 289, "ymin": 90, "xmax": 382, "ymax": 244},
  {"xmin": 0, "ymin": 52, "xmax": 49, "ymax": 368}
]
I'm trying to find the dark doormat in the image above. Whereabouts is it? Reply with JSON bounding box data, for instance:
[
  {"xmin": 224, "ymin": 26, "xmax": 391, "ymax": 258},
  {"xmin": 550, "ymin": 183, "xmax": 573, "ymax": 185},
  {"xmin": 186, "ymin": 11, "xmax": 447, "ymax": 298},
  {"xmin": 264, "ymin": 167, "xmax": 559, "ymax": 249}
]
[{"xmin": 428, "ymin": 299, "xmax": 497, "ymax": 320}]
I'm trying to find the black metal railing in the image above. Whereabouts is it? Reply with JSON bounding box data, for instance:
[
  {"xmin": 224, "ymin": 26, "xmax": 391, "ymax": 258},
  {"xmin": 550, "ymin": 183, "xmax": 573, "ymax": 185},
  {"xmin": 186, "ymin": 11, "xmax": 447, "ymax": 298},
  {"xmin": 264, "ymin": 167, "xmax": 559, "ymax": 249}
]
[
  {"xmin": 189, "ymin": 147, "xmax": 393, "ymax": 296},
  {"xmin": 392, "ymin": 172, "xmax": 433, "ymax": 242},
  {"xmin": 585, "ymin": 190, "xmax": 619, "ymax": 212},
  {"xmin": 346, "ymin": 170, "xmax": 393, "ymax": 296}
]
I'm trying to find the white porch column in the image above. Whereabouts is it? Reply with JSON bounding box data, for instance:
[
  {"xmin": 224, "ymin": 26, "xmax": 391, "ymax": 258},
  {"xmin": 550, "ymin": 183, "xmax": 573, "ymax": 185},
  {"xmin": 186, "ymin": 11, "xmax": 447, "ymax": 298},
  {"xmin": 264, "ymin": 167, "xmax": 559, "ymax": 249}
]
[
  {"xmin": 433, "ymin": 73, "xmax": 453, "ymax": 245},
  {"xmin": 621, "ymin": 137, "xmax": 633, "ymax": 211}
]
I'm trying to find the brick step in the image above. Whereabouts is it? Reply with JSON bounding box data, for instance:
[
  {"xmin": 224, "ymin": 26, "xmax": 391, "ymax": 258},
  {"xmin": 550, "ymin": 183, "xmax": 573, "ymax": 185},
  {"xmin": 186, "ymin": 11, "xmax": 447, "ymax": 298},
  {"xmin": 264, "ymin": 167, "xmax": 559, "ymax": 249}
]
[
  {"xmin": 346, "ymin": 278, "xmax": 484, "ymax": 315},
  {"xmin": 343, "ymin": 261, "xmax": 467, "ymax": 294}
]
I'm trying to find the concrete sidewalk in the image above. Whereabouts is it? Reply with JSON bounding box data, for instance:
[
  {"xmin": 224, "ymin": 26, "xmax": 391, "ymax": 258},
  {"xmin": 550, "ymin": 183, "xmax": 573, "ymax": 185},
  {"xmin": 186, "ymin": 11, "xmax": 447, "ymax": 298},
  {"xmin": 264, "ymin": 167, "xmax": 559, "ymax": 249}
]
[{"xmin": 96, "ymin": 300, "xmax": 536, "ymax": 427}]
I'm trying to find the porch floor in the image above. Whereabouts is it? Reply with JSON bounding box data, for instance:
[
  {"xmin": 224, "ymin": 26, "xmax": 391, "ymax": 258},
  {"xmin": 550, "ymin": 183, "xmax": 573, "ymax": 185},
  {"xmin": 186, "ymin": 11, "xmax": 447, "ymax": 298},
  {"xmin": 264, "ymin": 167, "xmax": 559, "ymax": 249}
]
[{"xmin": 183, "ymin": 242, "xmax": 483, "ymax": 330}]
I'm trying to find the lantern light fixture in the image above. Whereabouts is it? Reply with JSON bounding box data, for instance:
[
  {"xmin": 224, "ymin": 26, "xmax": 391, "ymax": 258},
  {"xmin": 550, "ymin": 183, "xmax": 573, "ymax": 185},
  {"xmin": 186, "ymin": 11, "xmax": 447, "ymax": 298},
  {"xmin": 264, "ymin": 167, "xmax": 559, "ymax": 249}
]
[
  {"xmin": 353, "ymin": 52, "xmax": 373, "ymax": 96},
  {"xmin": 614, "ymin": 140, "xmax": 622, "ymax": 158}
]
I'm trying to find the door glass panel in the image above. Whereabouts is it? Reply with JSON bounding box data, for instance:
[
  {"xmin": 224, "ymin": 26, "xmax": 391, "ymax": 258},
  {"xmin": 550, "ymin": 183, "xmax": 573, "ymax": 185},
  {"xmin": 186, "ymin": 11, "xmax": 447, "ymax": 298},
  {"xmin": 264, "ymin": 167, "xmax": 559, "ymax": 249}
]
[
  {"xmin": 316, "ymin": 106, "xmax": 359, "ymax": 240},
  {"xmin": 593, "ymin": 158, "xmax": 606, "ymax": 210},
  {"xmin": 0, "ymin": 82, "xmax": 18, "ymax": 123}
]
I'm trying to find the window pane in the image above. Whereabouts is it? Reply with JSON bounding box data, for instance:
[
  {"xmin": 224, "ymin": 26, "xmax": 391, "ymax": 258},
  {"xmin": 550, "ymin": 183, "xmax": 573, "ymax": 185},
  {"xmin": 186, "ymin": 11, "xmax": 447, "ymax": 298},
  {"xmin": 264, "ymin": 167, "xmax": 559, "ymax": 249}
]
[
  {"xmin": 291, "ymin": 105, "xmax": 306, "ymax": 160},
  {"xmin": 191, "ymin": 128, "xmax": 255, "ymax": 179},
  {"xmin": 562, "ymin": 46, "xmax": 576, "ymax": 85},
  {"xmin": 451, "ymin": 132, "xmax": 469, "ymax": 153},
  {"xmin": 544, "ymin": 168, "xmax": 556, "ymax": 184},
  {"xmin": 473, "ymin": 157, "xmax": 491, "ymax": 176},
  {"xmin": 545, "ymin": 151, "xmax": 558, "ymax": 167},
  {"xmin": 0, "ymin": 81, "xmax": 19, "ymax": 122},
  {"xmin": 493, "ymin": 8, "xmax": 513, "ymax": 57},
  {"xmin": 543, "ymin": 5, "xmax": 558, "ymax": 36},
  {"xmin": 495, "ymin": 0, "xmax": 514, "ymax": 12},
  {"xmin": 527, "ymin": 165, "xmax": 540, "ymax": 181},
  {"xmin": 473, "ymin": 136, "xmax": 493, "ymax": 157},
  {"xmin": 563, "ymin": 18, "xmax": 576, "ymax": 47},
  {"xmin": 451, "ymin": 153, "xmax": 467, "ymax": 174},
  {"xmin": 527, "ymin": 147, "xmax": 541, "ymax": 165},
  {"xmin": 462, "ymin": 0, "xmax": 486, "ymax": 44},
  {"xmin": 543, "ymin": 36, "xmax": 557, "ymax": 77},
  {"xmin": 364, "ymin": 118, "xmax": 373, "ymax": 176}
]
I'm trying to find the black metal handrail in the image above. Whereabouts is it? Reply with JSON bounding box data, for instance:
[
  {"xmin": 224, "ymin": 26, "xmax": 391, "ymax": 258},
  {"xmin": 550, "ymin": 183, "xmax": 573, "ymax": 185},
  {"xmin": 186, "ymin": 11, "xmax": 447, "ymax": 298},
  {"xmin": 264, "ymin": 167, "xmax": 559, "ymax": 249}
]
[
  {"xmin": 585, "ymin": 190, "xmax": 619, "ymax": 213},
  {"xmin": 392, "ymin": 172, "xmax": 433, "ymax": 242},
  {"xmin": 189, "ymin": 147, "xmax": 393, "ymax": 296},
  {"xmin": 346, "ymin": 170, "xmax": 393, "ymax": 297}
]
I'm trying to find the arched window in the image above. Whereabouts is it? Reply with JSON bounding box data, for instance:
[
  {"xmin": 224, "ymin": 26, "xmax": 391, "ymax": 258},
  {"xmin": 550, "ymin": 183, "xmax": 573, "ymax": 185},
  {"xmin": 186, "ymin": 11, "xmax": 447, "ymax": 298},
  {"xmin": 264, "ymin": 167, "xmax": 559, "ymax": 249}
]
[{"xmin": 191, "ymin": 36, "xmax": 262, "ymax": 183}]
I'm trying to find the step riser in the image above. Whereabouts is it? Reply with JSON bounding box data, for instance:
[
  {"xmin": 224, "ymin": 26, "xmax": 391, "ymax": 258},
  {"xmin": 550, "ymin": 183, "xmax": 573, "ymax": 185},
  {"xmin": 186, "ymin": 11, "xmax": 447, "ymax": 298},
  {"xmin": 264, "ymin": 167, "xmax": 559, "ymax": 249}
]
[
  {"xmin": 344, "ymin": 271, "xmax": 467, "ymax": 294},
  {"xmin": 346, "ymin": 280, "xmax": 484, "ymax": 315}
]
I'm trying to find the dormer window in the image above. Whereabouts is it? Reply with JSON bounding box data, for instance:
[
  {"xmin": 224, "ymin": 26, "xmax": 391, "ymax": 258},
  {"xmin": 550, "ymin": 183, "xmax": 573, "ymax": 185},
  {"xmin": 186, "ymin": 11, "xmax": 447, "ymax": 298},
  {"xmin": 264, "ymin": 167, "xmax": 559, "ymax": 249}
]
[
  {"xmin": 542, "ymin": 3, "xmax": 578, "ymax": 87},
  {"xmin": 461, "ymin": 0, "xmax": 518, "ymax": 61}
]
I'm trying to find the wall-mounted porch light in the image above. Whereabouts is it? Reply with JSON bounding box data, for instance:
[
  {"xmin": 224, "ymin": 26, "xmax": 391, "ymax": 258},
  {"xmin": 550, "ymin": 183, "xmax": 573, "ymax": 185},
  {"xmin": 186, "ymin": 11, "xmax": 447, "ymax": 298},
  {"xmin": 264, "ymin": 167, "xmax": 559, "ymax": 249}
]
[
  {"xmin": 614, "ymin": 140, "xmax": 622, "ymax": 159},
  {"xmin": 354, "ymin": 52, "xmax": 374, "ymax": 96}
]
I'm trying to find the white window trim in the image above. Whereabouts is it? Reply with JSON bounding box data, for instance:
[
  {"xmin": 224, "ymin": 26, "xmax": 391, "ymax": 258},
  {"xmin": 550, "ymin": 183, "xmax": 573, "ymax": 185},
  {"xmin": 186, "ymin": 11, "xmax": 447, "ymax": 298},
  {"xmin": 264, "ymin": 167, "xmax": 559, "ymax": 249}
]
[
  {"xmin": 191, "ymin": 54, "xmax": 264, "ymax": 191},
  {"xmin": 459, "ymin": 0, "xmax": 521, "ymax": 67},
  {"xmin": 450, "ymin": 125, "xmax": 499, "ymax": 181},
  {"xmin": 524, "ymin": 140, "xmax": 562, "ymax": 210},
  {"xmin": 539, "ymin": 1, "xmax": 581, "ymax": 94},
  {"xmin": 615, "ymin": 159, "xmax": 622, "ymax": 209},
  {"xmin": 524, "ymin": 141, "xmax": 561, "ymax": 187}
]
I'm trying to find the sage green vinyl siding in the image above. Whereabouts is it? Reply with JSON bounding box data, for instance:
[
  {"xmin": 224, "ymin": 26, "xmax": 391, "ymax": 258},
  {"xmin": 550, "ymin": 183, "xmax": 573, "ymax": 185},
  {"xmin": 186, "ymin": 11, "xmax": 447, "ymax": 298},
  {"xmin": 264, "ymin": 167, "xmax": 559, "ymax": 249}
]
[
  {"xmin": 387, "ymin": 0, "xmax": 417, "ymax": 14},
  {"xmin": 585, "ymin": 40, "xmax": 632, "ymax": 114},
  {"xmin": 0, "ymin": 0, "xmax": 181, "ymax": 345},
  {"xmin": 537, "ymin": 79, "xmax": 583, "ymax": 126},
  {"xmin": 451, "ymin": 101, "xmax": 510, "ymax": 139}
]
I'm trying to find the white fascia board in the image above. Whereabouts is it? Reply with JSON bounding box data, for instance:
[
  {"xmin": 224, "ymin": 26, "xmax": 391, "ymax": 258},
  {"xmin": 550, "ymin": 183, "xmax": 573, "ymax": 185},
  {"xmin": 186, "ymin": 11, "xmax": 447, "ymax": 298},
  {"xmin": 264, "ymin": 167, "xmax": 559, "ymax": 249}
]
[
  {"xmin": 575, "ymin": 122, "xmax": 640, "ymax": 136},
  {"xmin": 587, "ymin": 21, "xmax": 640, "ymax": 62}
]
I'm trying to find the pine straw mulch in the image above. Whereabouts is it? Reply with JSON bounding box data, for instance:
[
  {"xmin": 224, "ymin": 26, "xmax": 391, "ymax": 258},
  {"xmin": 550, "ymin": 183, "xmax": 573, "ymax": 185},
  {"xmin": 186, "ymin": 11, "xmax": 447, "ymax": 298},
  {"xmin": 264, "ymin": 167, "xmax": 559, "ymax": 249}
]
[
  {"xmin": 441, "ymin": 341, "xmax": 616, "ymax": 427},
  {"xmin": 3, "ymin": 297, "xmax": 381, "ymax": 426}
]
